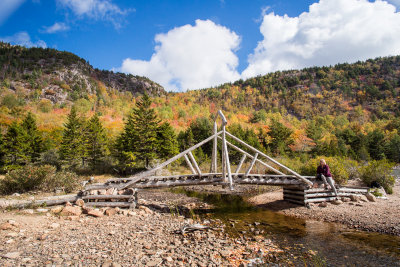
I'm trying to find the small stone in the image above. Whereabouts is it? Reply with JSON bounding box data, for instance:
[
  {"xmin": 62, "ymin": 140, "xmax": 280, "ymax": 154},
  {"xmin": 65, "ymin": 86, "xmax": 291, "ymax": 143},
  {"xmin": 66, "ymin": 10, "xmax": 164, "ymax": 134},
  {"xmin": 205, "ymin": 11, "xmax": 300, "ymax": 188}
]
[
  {"xmin": 51, "ymin": 206, "xmax": 63, "ymax": 214},
  {"xmin": 318, "ymin": 202, "xmax": 328, "ymax": 207},
  {"xmin": 128, "ymin": 211, "xmax": 136, "ymax": 216},
  {"xmin": 3, "ymin": 252, "xmax": 20, "ymax": 259},
  {"xmin": 332, "ymin": 199, "xmax": 343, "ymax": 205},
  {"xmin": 66, "ymin": 216, "xmax": 80, "ymax": 221},
  {"xmin": 88, "ymin": 209, "xmax": 104, "ymax": 217},
  {"xmin": 164, "ymin": 256, "xmax": 173, "ymax": 262},
  {"xmin": 61, "ymin": 206, "xmax": 82, "ymax": 216},
  {"xmin": 0, "ymin": 222, "xmax": 13, "ymax": 230},
  {"xmin": 36, "ymin": 208, "xmax": 49, "ymax": 213},
  {"xmin": 82, "ymin": 206, "xmax": 94, "ymax": 214},
  {"xmin": 50, "ymin": 223, "xmax": 60, "ymax": 229},
  {"xmin": 365, "ymin": 193, "xmax": 376, "ymax": 202},
  {"xmin": 75, "ymin": 199, "xmax": 85, "ymax": 207},
  {"xmin": 12, "ymin": 193, "xmax": 21, "ymax": 197},
  {"xmin": 359, "ymin": 195, "xmax": 368, "ymax": 202},
  {"xmin": 23, "ymin": 209, "xmax": 34, "ymax": 214},
  {"xmin": 6, "ymin": 232, "xmax": 18, "ymax": 237},
  {"xmin": 349, "ymin": 195, "xmax": 360, "ymax": 202},
  {"xmin": 65, "ymin": 201, "xmax": 72, "ymax": 206},
  {"xmin": 6, "ymin": 239, "xmax": 14, "ymax": 244},
  {"xmin": 105, "ymin": 208, "xmax": 117, "ymax": 216}
]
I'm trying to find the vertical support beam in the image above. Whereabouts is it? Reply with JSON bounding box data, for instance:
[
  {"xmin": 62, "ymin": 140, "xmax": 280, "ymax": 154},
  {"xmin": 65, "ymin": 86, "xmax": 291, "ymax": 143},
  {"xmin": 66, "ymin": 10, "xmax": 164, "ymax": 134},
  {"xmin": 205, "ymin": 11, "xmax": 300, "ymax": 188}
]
[
  {"xmin": 184, "ymin": 154, "xmax": 196, "ymax": 174},
  {"xmin": 210, "ymin": 121, "xmax": 218, "ymax": 173},
  {"xmin": 245, "ymin": 153, "xmax": 258, "ymax": 177},
  {"xmin": 221, "ymin": 138, "xmax": 226, "ymax": 181},
  {"xmin": 222, "ymin": 125, "xmax": 233, "ymax": 190},
  {"xmin": 212, "ymin": 121, "xmax": 218, "ymax": 173},
  {"xmin": 235, "ymin": 154, "xmax": 247, "ymax": 175},
  {"xmin": 188, "ymin": 152, "xmax": 202, "ymax": 176}
]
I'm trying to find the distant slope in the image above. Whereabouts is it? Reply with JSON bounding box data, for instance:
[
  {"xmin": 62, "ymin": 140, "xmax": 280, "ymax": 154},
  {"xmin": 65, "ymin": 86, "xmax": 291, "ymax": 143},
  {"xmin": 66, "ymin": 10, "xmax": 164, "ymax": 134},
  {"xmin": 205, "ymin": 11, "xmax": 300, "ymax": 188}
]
[{"xmin": 0, "ymin": 42, "xmax": 165, "ymax": 105}]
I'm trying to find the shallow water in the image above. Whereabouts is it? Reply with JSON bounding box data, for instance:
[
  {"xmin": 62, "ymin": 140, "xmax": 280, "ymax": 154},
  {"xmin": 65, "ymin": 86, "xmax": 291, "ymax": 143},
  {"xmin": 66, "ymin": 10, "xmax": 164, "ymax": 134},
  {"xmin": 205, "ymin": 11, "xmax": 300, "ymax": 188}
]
[{"xmin": 173, "ymin": 189, "xmax": 400, "ymax": 266}]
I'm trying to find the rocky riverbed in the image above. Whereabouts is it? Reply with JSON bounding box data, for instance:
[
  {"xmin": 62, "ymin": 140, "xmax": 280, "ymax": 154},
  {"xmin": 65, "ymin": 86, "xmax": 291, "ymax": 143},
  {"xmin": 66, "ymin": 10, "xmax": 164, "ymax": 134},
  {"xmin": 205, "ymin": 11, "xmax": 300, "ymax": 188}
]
[{"xmin": 0, "ymin": 196, "xmax": 309, "ymax": 266}]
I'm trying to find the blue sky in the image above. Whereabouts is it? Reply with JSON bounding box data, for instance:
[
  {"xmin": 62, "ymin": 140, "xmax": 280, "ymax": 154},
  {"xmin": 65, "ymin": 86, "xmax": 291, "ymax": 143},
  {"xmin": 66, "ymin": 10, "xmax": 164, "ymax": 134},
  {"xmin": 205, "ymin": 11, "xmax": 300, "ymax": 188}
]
[{"xmin": 1, "ymin": 0, "xmax": 400, "ymax": 91}]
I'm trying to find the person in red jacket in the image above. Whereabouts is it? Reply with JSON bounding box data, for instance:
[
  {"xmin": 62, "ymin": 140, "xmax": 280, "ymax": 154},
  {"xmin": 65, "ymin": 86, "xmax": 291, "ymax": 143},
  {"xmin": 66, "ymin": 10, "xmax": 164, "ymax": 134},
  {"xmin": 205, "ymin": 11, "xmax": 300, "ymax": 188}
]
[{"xmin": 316, "ymin": 159, "xmax": 337, "ymax": 195}]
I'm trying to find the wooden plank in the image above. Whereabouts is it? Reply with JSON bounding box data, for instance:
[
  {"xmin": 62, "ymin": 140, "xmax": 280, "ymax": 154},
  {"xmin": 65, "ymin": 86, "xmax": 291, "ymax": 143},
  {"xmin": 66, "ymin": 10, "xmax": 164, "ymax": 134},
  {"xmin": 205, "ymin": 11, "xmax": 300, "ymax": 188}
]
[
  {"xmin": 283, "ymin": 189, "xmax": 305, "ymax": 195},
  {"xmin": 83, "ymin": 195, "xmax": 133, "ymax": 200},
  {"xmin": 286, "ymin": 199, "xmax": 305, "ymax": 205},
  {"xmin": 225, "ymin": 131, "xmax": 313, "ymax": 187},
  {"xmin": 122, "ymin": 130, "xmax": 223, "ymax": 189},
  {"xmin": 188, "ymin": 152, "xmax": 201, "ymax": 175},
  {"xmin": 305, "ymin": 197, "xmax": 338, "ymax": 203},
  {"xmin": 222, "ymin": 126, "xmax": 233, "ymax": 189},
  {"xmin": 219, "ymin": 137, "xmax": 284, "ymax": 175},
  {"xmin": 184, "ymin": 154, "xmax": 196, "ymax": 174},
  {"xmin": 84, "ymin": 202, "xmax": 133, "ymax": 207},
  {"xmin": 245, "ymin": 153, "xmax": 258, "ymax": 177}
]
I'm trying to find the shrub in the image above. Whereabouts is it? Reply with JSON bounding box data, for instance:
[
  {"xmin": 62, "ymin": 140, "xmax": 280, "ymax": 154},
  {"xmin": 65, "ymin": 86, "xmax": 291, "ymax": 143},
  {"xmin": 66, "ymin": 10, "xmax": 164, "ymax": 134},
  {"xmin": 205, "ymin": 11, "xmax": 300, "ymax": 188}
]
[
  {"xmin": 0, "ymin": 165, "xmax": 55, "ymax": 194},
  {"xmin": 0, "ymin": 165, "xmax": 79, "ymax": 194},
  {"xmin": 359, "ymin": 160, "xmax": 395, "ymax": 194},
  {"xmin": 301, "ymin": 156, "xmax": 358, "ymax": 185}
]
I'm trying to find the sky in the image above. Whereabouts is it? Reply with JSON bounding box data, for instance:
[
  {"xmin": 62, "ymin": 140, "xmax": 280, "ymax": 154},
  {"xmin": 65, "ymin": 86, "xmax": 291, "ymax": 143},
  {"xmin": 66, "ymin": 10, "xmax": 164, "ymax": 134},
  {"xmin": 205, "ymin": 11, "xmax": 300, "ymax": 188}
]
[{"xmin": 1, "ymin": 0, "xmax": 400, "ymax": 92}]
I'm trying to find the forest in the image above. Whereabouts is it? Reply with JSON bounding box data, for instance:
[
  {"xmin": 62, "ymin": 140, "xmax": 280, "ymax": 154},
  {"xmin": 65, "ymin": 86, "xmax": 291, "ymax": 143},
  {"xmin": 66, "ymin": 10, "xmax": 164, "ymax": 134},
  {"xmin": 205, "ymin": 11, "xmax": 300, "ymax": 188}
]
[{"xmin": 0, "ymin": 42, "xmax": 398, "ymax": 194}]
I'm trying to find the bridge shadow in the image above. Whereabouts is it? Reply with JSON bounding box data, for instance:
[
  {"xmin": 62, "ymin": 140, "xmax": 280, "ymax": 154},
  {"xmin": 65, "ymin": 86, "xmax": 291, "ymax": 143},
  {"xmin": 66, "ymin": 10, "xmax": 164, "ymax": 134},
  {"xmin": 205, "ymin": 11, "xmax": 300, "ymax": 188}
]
[{"xmin": 253, "ymin": 199, "xmax": 303, "ymax": 212}]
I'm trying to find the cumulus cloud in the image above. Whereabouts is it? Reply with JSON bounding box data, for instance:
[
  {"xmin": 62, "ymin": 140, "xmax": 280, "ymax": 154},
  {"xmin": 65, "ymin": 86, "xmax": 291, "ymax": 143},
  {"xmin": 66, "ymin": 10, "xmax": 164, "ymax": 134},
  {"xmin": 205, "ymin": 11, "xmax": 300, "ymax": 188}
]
[
  {"xmin": 42, "ymin": 22, "xmax": 70, "ymax": 33},
  {"xmin": 0, "ymin": 0, "xmax": 25, "ymax": 26},
  {"xmin": 57, "ymin": 0, "xmax": 131, "ymax": 28},
  {"xmin": 242, "ymin": 0, "xmax": 400, "ymax": 78},
  {"xmin": 0, "ymin": 31, "xmax": 46, "ymax": 48},
  {"xmin": 121, "ymin": 19, "xmax": 241, "ymax": 92}
]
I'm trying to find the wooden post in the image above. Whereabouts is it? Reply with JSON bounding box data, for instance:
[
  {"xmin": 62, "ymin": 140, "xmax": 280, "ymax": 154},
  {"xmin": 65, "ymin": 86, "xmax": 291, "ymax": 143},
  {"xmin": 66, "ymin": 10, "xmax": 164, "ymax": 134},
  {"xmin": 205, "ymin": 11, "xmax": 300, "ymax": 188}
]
[
  {"xmin": 211, "ymin": 121, "xmax": 218, "ymax": 173},
  {"xmin": 235, "ymin": 154, "xmax": 246, "ymax": 176},
  {"xmin": 184, "ymin": 154, "xmax": 196, "ymax": 174},
  {"xmin": 245, "ymin": 153, "xmax": 258, "ymax": 177},
  {"xmin": 222, "ymin": 124, "xmax": 233, "ymax": 189},
  {"xmin": 188, "ymin": 151, "xmax": 202, "ymax": 176}
]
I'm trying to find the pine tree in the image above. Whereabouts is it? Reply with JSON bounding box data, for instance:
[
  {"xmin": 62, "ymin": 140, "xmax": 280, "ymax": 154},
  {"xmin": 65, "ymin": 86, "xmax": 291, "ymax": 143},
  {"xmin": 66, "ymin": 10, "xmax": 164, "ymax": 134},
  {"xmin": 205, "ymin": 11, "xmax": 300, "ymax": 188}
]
[
  {"xmin": 130, "ymin": 94, "xmax": 160, "ymax": 168},
  {"xmin": 60, "ymin": 107, "xmax": 85, "ymax": 167},
  {"xmin": 85, "ymin": 113, "xmax": 109, "ymax": 170},
  {"xmin": 3, "ymin": 122, "xmax": 31, "ymax": 169},
  {"xmin": 157, "ymin": 122, "xmax": 179, "ymax": 160},
  {"xmin": 21, "ymin": 112, "xmax": 44, "ymax": 162}
]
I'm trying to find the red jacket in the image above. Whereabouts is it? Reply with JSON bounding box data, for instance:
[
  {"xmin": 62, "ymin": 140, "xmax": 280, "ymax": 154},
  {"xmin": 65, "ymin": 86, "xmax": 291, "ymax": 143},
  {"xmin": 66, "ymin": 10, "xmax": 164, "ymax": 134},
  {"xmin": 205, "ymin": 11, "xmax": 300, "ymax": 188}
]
[{"xmin": 317, "ymin": 164, "xmax": 332, "ymax": 177}]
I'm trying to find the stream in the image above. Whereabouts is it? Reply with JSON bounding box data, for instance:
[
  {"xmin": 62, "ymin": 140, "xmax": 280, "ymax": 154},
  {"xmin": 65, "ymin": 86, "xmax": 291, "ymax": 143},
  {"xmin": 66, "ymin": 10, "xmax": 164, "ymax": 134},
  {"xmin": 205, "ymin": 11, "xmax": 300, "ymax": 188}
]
[{"xmin": 173, "ymin": 188, "xmax": 400, "ymax": 266}]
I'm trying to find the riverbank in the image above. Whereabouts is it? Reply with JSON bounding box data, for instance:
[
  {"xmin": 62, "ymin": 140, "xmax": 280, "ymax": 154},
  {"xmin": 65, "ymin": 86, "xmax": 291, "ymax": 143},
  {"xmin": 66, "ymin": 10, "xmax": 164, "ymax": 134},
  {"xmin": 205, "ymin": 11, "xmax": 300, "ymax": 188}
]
[{"xmin": 248, "ymin": 183, "xmax": 400, "ymax": 236}]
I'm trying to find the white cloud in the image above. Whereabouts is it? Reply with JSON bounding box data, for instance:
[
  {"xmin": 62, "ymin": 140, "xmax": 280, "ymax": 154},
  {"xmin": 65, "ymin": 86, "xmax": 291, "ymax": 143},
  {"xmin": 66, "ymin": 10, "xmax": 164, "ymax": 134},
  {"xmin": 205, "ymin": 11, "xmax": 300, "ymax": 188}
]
[
  {"xmin": 0, "ymin": 31, "xmax": 47, "ymax": 48},
  {"xmin": 57, "ymin": 0, "xmax": 131, "ymax": 28},
  {"xmin": 120, "ymin": 19, "xmax": 241, "ymax": 92},
  {"xmin": 42, "ymin": 22, "xmax": 70, "ymax": 33},
  {"xmin": 0, "ymin": 0, "xmax": 25, "ymax": 26},
  {"xmin": 242, "ymin": 0, "xmax": 400, "ymax": 78}
]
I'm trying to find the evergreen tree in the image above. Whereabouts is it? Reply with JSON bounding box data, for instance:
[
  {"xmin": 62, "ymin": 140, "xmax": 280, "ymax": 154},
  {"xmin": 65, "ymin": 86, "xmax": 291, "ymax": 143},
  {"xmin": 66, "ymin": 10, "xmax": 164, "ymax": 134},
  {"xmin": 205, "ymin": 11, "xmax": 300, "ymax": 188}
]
[
  {"xmin": 60, "ymin": 107, "xmax": 85, "ymax": 167},
  {"xmin": 261, "ymin": 119, "xmax": 294, "ymax": 155},
  {"xmin": 157, "ymin": 122, "xmax": 179, "ymax": 160},
  {"xmin": 3, "ymin": 122, "xmax": 31, "ymax": 169},
  {"xmin": 85, "ymin": 113, "xmax": 109, "ymax": 170},
  {"xmin": 117, "ymin": 94, "xmax": 160, "ymax": 169},
  {"xmin": 21, "ymin": 112, "xmax": 44, "ymax": 162}
]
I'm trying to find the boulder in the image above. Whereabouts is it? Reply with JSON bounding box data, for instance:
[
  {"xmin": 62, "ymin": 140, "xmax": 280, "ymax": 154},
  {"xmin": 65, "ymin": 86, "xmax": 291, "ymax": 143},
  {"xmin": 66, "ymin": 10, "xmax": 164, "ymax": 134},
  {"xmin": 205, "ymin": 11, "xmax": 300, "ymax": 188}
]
[
  {"xmin": 61, "ymin": 206, "xmax": 82, "ymax": 216},
  {"xmin": 365, "ymin": 192, "xmax": 377, "ymax": 202},
  {"xmin": 50, "ymin": 206, "xmax": 63, "ymax": 214},
  {"xmin": 359, "ymin": 195, "xmax": 368, "ymax": 202},
  {"xmin": 318, "ymin": 202, "xmax": 328, "ymax": 207},
  {"xmin": 349, "ymin": 195, "xmax": 360, "ymax": 202},
  {"xmin": 75, "ymin": 199, "xmax": 85, "ymax": 207},
  {"xmin": 332, "ymin": 199, "xmax": 343, "ymax": 205},
  {"xmin": 88, "ymin": 209, "xmax": 104, "ymax": 217},
  {"xmin": 105, "ymin": 208, "xmax": 117, "ymax": 216},
  {"xmin": 0, "ymin": 222, "xmax": 13, "ymax": 230}
]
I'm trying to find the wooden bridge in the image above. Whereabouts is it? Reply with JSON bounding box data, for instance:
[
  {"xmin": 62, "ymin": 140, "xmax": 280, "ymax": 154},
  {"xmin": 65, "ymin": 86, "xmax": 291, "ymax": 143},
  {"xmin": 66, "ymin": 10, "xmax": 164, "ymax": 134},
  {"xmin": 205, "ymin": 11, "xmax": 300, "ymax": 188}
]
[{"xmin": 84, "ymin": 110, "xmax": 368, "ymax": 207}]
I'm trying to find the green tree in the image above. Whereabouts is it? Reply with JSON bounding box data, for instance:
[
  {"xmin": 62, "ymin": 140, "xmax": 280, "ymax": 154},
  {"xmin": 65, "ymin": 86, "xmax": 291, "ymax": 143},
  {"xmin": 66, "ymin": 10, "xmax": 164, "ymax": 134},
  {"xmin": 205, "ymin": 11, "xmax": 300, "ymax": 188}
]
[
  {"xmin": 85, "ymin": 113, "xmax": 109, "ymax": 170},
  {"xmin": 157, "ymin": 122, "xmax": 179, "ymax": 160},
  {"xmin": 117, "ymin": 94, "xmax": 160, "ymax": 169},
  {"xmin": 3, "ymin": 122, "xmax": 31, "ymax": 169},
  {"xmin": 261, "ymin": 119, "xmax": 294, "ymax": 155},
  {"xmin": 21, "ymin": 112, "xmax": 44, "ymax": 162},
  {"xmin": 59, "ymin": 107, "xmax": 85, "ymax": 167},
  {"xmin": 367, "ymin": 129, "xmax": 385, "ymax": 160}
]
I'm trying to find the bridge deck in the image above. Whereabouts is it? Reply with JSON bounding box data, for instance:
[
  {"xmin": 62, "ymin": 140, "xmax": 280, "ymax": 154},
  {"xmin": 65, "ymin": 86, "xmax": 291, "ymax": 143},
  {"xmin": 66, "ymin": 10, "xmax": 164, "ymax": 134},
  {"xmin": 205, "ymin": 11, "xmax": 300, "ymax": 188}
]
[{"xmin": 85, "ymin": 173, "xmax": 316, "ymax": 191}]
